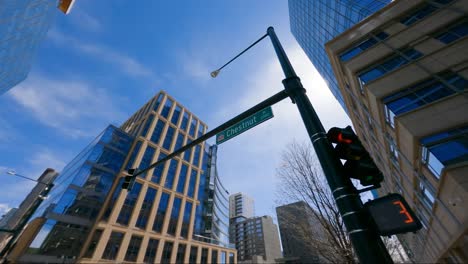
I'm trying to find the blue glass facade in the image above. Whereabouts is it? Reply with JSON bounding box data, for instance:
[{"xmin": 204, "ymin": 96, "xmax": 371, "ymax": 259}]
[
  {"xmin": 288, "ymin": 0, "xmax": 390, "ymax": 111},
  {"xmin": 17, "ymin": 91, "xmax": 236, "ymax": 262},
  {"xmin": 0, "ymin": 0, "xmax": 58, "ymax": 94},
  {"xmin": 194, "ymin": 145, "xmax": 231, "ymax": 248},
  {"xmin": 27, "ymin": 125, "xmax": 134, "ymax": 258}
]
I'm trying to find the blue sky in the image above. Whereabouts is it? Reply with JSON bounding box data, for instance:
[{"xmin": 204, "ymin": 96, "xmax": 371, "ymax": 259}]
[{"xmin": 0, "ymin": 1, "xmax": 350, "ymax": 218}]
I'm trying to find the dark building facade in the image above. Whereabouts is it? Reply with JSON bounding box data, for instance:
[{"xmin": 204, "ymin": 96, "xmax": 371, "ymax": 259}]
[
  {"xmin": 230, "ymin": 215, "xmax": 282, "ymax": 263},
  {"xmin": 0, "ymin": 168, "xmax": 58, "ymax": 253},
  {"xmin": 288, "ymin": 0, "xmax": 391, "ymax": 110},
  {"xmin": 276, "ymin": 201, "xmax": 325, "ymax": 263}
]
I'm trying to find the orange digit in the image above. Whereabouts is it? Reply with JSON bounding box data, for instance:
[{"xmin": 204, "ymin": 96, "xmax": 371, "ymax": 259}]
[{"xmin": 393, "ymin": 201, "xmax": 414, "ymax": 223}]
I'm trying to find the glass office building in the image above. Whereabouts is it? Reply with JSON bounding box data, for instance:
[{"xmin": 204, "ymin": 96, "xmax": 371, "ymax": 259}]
[
  {"xmin": 194, "ymin": 145, "xmax": 231, "ymax": 248},
  {"xmin": 288, "ymin": 0, "xmax": 390, "ymax": 111},
  {"xmin": 0, "ymin": 0, "xmax": 58, "ymax": 94},
  {"xmin": 8, "ymin": 91, "xmax": 237, "ymax": 263},
  {"xmin": 16, "ymin": 125, "xmax": 133, "ymax": 262}
]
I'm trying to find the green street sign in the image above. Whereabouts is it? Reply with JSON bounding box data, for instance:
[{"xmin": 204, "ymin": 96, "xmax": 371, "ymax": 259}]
[{"xmin": 216, "ymin": 107, "xmax": 274, "ymax": 145}]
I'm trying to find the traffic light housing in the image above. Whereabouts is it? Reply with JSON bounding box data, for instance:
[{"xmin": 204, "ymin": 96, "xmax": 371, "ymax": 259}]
[
  {"xmin": 327, "ymin": 126, "xmax": 383, "ymax": 187},
  {"xmin": 122, "ymin": 168, "xmax": 138, "ymax": 190}
]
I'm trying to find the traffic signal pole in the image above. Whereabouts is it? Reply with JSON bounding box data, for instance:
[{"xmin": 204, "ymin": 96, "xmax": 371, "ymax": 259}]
[
  {"xmin": 267, "ymin": 27, "xmax": 393, "ymax": 263},
  {"xmin": 129, "ymin": 27, "xmax": 393, "ymax": 263}
]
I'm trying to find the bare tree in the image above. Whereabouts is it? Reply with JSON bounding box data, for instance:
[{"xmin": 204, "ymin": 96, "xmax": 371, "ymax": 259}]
[{"xmin": 275, "ymin": 141, "xmax": 356, "ymax": 263}]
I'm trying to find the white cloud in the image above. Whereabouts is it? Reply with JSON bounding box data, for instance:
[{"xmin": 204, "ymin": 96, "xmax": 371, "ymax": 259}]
[
  {"xmin": 212, "ymin": 43, "xmax": 351, "ymax": 217},
  {"xmin": 69, "ymin": 9, "xmax": 103, "ymax": 32},
  {"xmin": 46, "ymin": 29, "xmax": 158, "ymax": 82},
  {"xmin": 0, "ymin": 203, "xmax": 11, "ymax": 216},
  {"xmin": 8, "ymin": 74, "xmax": 125, "ymax": 138},
  {"xmin": 30, "ymin": 149, "xmax": 66, "ymax": 173}
]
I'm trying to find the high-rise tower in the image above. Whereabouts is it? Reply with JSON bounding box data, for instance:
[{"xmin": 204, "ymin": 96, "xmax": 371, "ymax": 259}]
[
  {"xmin": 325, "ymin": 0, "xmax": 468, "ymax": 262},
  {"xmin": 288, "ymin": 0, "xmax": 390, "ymax": 111},
  {"xmin": 7, "ymin": 91, "xmax": 237, "ymax": 263},
  {"xmin": 0, "ymin": 0, "xmax": 74, "ymax": 95}
]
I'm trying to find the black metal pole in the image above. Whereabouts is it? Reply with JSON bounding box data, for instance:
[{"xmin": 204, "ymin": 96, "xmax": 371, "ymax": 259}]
[{"xmin": 266, "ymin": 26, "xmax": 393, "ymax": 264}]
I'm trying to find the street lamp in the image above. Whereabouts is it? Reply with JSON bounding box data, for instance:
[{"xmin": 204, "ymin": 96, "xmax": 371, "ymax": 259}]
[
  {"xmin": 6, "ymin": 170, "xmax": 50, "ymax": 186},
  {"xmin": 210, "ymin": 26, "xmax": 393, "ymax": 264}
]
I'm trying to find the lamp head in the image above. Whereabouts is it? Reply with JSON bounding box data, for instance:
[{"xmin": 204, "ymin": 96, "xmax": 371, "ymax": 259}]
[
  {"xmin": 6, "ymin": 170, "xmax": 16, "ymax": 176},
  {"xmin": 210, "ymin": 70, "xmax": 220, "ymax": 78}
]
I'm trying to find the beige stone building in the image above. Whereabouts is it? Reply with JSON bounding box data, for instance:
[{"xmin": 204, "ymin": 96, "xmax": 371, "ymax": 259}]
[
  {"xmin": 7, "ymin": 91, "xmax": 236, "ymax": 263},
  {"xmin": 325, "ymin": 0, "xmax": 468, "ymax": 262}
]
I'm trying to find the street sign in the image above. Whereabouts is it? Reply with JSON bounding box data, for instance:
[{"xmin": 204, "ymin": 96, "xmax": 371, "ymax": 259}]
[
  {"xmin": 365, "ymin": 193, "xmax": 422, "ymax": 236},
  {"xmin": 216, "ymin": 107, "xmax": 274, "ymax": 144}
]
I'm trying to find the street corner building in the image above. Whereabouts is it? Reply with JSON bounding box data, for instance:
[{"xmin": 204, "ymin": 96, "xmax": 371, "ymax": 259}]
[
  {"xmin": 325, "ymin": 0, "xmax": 468, "ymax": 262},
  {"xmin": 0, "ymin": 0, "xmax": 74, "ymax": 95},
  {"xmin": 288, "ymin": 0, "xmax": 391, "ymax": 112},
  {"xmin": 6, "ymin": 91, "xmax": 237, "ymax": 263}
]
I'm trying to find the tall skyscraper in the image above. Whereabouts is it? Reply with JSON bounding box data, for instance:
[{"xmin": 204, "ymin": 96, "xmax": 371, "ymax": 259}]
[
  {"xmin": 0, "ymin": 0, "xmax": 74, "ymax": 95},
  {"xmin": 325, "ymin": 0, "xmax": 468, "ymax": 262},
  {"xmin": 7, "ymin": 91, "xmax": 237, "ymax": 263},
  {"xmin": 288, "ymin": 0, "xmax": 390, "ymax": 110},
  {"xmin": 276, "ymin": 201, "xmax": 326, "ymax": 263},
  {"xmin": 230, "ymin": 216, "xmax": 282, "ymax": 263},
  {"xmin": 229, "ymin": 192, "xmax": 254, "ymax": 219}
]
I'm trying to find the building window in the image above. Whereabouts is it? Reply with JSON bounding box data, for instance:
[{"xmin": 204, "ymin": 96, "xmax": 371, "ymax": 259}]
[
  {"xmin": 151, "ymin": 119, "xmax": 166, "ymax": 145},
  {"xmin": 126, "ymin": 141, "xmax": 142, "ymax": 170},
  {"xmin": 435, "ymin": 20, "xmax": 468, "ymax": 44},
  {"xmin": 198, "ymin": 124, "xmax": 205, "ymax": 137},
  {"xmin": 136, "ymin": 187, "xmax": 157, "ymax": 229},
  {"xmin": 141, "ymin": 114, "xmax": 154, "ymax": 138},
  {"xmin": 102, "ymin": 231, "xmax": 124, "ymax": 260},
  {"xmin": 201, "ymin": 248, "xmax": 209, "ymax": 264},
  {"xmin": 339, "ymin": 32, "xmax": 388, "ymax": 61},
  {"xmin": 358, "ymin": 48, "xmax": 423, "ymax": 91},
  {"xmin": 161, "ymin": 98, "xmax": 173, "ymax": 119},
  {"xmin": 175, "ymin": 244, "xmax": 187, "ymax": 264},
  {"xmin": 174, "ymin": 133, "xmax": 185, "ymax": 153},
  {"xmin": 221, "ymin": 251, "xmax": 227, "ymax": 264},
  {"xmin": 193, "ymin": 145, "xmax": 202, "ymax": 167},
  {"xmin": 189, "ymin": 246, "xmax": 198, "ymax": 263},
  {"xmin": 389, "ymin": 137, "xmax": 399, "ymax": 162},
  {"xmin": 419, "ymin": 180, "xmax": 436, "ymax": 209},
  {"xmin": 180, "ymin": 201, "xmax": 192, "ymax": 238},
  {"xmin": 384, "ymin": 73, "xmax": 467, "ymax": 128},
  {"xmin": 181, "ymin": 112, "xmax": 190, "ymax": 131},
  {"xmin": 164, "ymin": 159, "xmax": 178, "ymax": 189},
  {"xmin": 187, "ymin": 169, "xmax": 198, "ymax": 198},
  {"xmin": 171, "ymin": 105, "xmax": 182, "ymax": 125},
  {"xmin": 83, "ymin": 229, "xmax": 103, "ymax": 258},
  {"xmin": 189, "ymin": 118, "xmax": 197, "ymax": 138},
  {"xmin": 117, "ymin": 182, "xmax": 142, "ymax": 225},
  {"xmin": 161, "ymin": 241, "xmax": 174, "ymax": 264},
  {"xmin": 124, "ymin": 235, "xmax": 143, "ymax": 262},
  {"xmin": 103, "ymin": 178, "xmax": 123, "ymax": 220},
  {"xmin": 139, "ymin": 145, "xmax": 155, "ymax": 177},
  {"xmin": 144, "ymin": 238, "xmax": 159, "ymax": 263},
  {"xmin": 229, "ymin": 253, "xmax": 235, "ymax": 263},
  {"xmin": 211, "ymin": 249, "xmax": 218, "ymax": 264},
  {"xmin": 177, "ymin": 164, "xmax": 188, "ymax": 194},
  {"xmin": 167, "ymin": 197, "xmax": 182, "ymax": 235},
  {"xmin": 400, "ymin": 0, "xmax": 454, "ymax": 26},
  {"xmin": 153, "ymin": 93, "xmax": 164, "ymax": 112},
  {"xmin": 163, "ymin": 126, "xmax": 175, "ymax": 150},
  {"xmin": 153, "ymin": 192, "xmax": 170, "ymax": 232},
  {"xmin": 151, "ymin": 153, "xmax": 166, "ymax": 184},
  {"xmin": 420, "ymin": 126, "xmax": 468, "ymax": 179}
]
